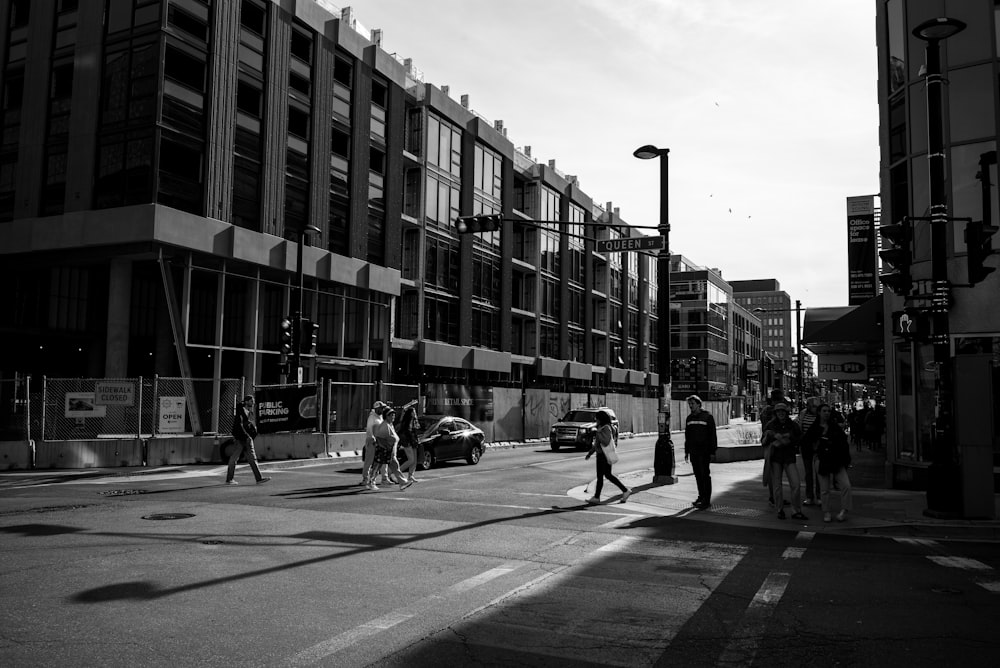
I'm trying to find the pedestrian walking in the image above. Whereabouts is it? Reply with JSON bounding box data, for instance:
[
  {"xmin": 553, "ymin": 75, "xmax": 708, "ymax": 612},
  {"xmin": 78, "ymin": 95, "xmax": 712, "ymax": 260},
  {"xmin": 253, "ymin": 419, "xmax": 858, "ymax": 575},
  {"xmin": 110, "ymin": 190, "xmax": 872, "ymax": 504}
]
[
  {"xmin": 361, "ymin": 401, "xmax": 386, "ymax": 488},
  {"xmin": 683, "ymin": 395, "xmax": 717, "ymax": 509},
  {"xmin": 796, "ymin": 397, "xmax": 821, "ymax": 506},
  {"xmin": 372, "ymin": 408, "xmax": 412, "ymax": 491},
  {"xmin": 225, "ymin": 395, "xmax": 271, "ymax": 485},
  {"xmin": 397, "ymin": 399, "xmax": 421, "ymax": 483},
  {"xmin": 762, "ymin": 403, "xmax": 806, "ymax": 520},
  {"xmin": 585, "ymin": 409, "xmax": 631, "ymax": 505},
  {"xmin": 759, "ymin": 389, "xmax": 785, "ymax": 505},
  {"xmin": 807, "ymin": 403, "xmax": 853, "ymax": 522}
]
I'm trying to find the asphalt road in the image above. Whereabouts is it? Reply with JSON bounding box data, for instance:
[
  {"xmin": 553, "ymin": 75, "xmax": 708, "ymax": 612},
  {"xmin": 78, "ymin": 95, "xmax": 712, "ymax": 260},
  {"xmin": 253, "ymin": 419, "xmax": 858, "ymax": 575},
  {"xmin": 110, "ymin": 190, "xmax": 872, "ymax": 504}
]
[{"xmin": 1, "ymin": 438, "xmax": 998, "ymax": 667}]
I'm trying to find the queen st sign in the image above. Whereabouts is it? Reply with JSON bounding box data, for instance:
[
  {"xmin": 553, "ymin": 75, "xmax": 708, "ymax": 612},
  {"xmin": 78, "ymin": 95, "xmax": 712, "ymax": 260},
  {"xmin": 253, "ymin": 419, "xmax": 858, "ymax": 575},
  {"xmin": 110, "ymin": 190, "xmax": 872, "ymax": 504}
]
[{"xmin": 596, "ymin": 236, "xmax": 665, "ymax": 253}]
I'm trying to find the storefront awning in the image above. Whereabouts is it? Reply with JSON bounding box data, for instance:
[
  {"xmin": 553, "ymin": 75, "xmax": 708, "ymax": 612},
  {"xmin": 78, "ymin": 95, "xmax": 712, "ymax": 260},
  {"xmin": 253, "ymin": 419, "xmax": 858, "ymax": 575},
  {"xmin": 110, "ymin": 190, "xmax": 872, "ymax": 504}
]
[{"xmin": 801, "ymin": 295, "xmax": 884, "ymax": 355}]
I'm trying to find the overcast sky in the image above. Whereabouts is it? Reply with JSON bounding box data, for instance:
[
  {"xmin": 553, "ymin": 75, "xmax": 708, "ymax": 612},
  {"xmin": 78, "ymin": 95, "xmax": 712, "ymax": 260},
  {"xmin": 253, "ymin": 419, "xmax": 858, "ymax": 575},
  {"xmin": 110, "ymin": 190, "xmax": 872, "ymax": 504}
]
[{"xmin": 345, "ymin": 0, "xmax": 881, "ymax": 310}]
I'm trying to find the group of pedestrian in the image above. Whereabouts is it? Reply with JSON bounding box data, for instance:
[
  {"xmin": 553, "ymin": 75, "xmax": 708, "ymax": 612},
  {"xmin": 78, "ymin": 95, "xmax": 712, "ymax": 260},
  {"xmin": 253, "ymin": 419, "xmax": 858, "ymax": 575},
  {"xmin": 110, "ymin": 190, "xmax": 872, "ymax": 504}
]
[
  {"xmin": 760, "ymin": 391, "xmax": 853, "ymax": 522},
  {"xmin": 224, "ymin": 395, "xmax": 422, "ymax": 490},
  {"xmin": 361, "ymin": 399, "xmax": 419, "ymax": 491},
  {"xmin": 847, "ymin": 402, "xmax": 885, "ymax": 452}
]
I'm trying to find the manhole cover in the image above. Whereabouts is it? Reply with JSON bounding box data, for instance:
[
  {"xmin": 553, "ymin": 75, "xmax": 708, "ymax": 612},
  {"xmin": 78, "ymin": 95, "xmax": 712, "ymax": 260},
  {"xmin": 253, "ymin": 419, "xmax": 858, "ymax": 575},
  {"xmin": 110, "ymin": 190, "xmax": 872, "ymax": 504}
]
[
  {"xmin": 142, "ymin": 513, "xmax": 196, "ymax": 520},
  {"xmin": 99, "ymin": 489, "xmax": 147, "ymax": 496}
]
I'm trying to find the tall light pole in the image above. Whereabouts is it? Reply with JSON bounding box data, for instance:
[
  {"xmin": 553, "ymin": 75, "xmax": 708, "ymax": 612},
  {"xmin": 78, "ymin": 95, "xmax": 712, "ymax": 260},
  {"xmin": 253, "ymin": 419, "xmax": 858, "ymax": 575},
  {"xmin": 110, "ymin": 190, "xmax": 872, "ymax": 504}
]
[
  {"xmin": 753, "ymin": 301, "xmax": 804, "ymax": 403},
  {"xmin": 795, "ymin": 299, "xmax": 803, "ymax": 405},
  {"xmin": 294, "ymin": 224, "xmax": 321, "ymax": 385},
  {"xmin": 633, "ymin": 144, "xmax": 674, "ymax": 484},
  {"xmin": 913, "ymin": 17, "xmax": 965, "ymax": 516}
]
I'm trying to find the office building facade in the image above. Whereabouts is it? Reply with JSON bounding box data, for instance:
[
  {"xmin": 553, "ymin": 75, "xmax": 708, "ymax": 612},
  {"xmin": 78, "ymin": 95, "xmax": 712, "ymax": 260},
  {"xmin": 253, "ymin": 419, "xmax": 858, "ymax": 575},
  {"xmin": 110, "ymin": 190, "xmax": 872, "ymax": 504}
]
[{"xmin": 0, "ymin": 0, "xmax": 662, "ymax": 418}]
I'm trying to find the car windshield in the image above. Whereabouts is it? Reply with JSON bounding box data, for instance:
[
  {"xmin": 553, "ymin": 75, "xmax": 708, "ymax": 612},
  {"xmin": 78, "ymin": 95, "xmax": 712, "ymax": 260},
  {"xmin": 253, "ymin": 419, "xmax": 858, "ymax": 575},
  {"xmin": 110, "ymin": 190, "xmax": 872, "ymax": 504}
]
[{"xmin": 563, "ymin": 410, "xmax": 599, "ymax": 422}]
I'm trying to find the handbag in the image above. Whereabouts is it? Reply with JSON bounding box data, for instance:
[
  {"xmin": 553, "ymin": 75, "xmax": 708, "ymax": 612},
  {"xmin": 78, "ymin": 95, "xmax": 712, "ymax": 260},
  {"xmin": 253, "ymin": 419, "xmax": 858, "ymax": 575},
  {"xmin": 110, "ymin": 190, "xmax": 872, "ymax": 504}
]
[{"xmin": 601, "ymin": 440, "xmax": 619, "ymax": 464}]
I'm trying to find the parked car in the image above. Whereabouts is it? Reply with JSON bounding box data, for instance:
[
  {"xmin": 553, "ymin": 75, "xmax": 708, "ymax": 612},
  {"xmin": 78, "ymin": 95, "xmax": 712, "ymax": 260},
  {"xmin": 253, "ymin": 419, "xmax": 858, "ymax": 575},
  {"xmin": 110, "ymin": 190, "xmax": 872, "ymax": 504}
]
[
  {"xmin": 394, "ymin": 415, "xmax": 486, "ymax": 469},
  {"xmin": 549, "ymin": 407, "xmax": 619, "ymax": 451}
]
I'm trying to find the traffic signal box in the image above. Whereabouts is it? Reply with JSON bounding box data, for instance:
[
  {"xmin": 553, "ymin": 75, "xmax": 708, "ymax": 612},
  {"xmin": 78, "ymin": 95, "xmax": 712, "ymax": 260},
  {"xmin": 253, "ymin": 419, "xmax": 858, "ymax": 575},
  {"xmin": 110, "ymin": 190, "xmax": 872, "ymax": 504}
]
[
  {"xmin": 455, "ymin": 214, "xmax": 502, "ymax": 234},
  {"xmin": 879, "ymin": 218, "xmax": 914, "ymax": 295},
  {"xmin": 280, "ymin": 317, "xmax": 294, "ymax": 357},
  {"xmin": 965, "ymin": 219, "xmax": 998, "ymax": 285},
  {"xmin": 299, "ymin": 318, "xmax": 319, "ymax": 355}
]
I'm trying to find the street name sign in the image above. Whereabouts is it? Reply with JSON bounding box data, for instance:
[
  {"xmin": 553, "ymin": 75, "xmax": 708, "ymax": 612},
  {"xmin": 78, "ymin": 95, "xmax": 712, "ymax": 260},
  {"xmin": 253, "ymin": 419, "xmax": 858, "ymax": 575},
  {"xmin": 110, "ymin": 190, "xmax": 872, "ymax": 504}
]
[{"xmin": 597, "ymin": 236, "xmax": 665, "ymax": 252}]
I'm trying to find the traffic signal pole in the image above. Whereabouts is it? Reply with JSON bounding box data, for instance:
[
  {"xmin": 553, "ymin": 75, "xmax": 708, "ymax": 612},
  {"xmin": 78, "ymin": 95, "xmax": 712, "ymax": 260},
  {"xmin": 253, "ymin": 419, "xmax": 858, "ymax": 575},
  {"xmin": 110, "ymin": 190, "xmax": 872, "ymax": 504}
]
[{"xmin": 917, "ymin": 19, "xmax": 962, "ymax": 516}]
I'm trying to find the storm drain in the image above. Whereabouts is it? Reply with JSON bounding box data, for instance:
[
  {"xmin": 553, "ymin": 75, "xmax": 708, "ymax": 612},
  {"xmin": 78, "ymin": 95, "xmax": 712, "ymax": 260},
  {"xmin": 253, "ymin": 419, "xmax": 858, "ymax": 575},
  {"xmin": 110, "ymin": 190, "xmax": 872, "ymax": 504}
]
[
  {"xmin": 99, "ymin": 489, "xmax": 147, "ymax": 496},
  {"xmin": 141, "ymin": 513, "xmax": 196, "ymax": 520}
]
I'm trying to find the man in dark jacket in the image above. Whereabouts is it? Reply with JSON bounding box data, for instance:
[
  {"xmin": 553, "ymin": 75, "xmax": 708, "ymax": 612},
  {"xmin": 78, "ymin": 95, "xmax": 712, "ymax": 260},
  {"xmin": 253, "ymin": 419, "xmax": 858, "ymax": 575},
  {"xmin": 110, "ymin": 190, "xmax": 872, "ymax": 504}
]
[
  {"xmin": 684, "ymin": 395, "xmax": 717, "ymax": 509},
  {"xmin": 226, "ymin": 395, "xmax": 270, "ymax": 485}
]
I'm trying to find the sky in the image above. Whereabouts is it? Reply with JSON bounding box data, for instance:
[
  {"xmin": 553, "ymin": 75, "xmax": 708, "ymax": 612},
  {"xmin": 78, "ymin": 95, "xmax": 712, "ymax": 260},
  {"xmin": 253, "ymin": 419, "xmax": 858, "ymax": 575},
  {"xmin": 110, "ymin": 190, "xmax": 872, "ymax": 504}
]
[{"xmin": 344, "ymin": 0, "xmax": 882, "ymax": 310}]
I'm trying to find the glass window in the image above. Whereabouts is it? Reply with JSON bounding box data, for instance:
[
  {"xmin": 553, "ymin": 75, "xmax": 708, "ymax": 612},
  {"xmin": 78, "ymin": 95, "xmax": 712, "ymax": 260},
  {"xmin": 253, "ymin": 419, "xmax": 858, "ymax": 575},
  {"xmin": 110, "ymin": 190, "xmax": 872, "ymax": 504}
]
[
  {"xmin": 951, "ymin": 141, "xmax": 998, "ymax": 250},
  {"xmin": 886, "ymin": 0, "xmax": 906, "ymax": 95},
  {"xmin": 948, "ymin": 65, "xmax": 994, "ymax": 143}
]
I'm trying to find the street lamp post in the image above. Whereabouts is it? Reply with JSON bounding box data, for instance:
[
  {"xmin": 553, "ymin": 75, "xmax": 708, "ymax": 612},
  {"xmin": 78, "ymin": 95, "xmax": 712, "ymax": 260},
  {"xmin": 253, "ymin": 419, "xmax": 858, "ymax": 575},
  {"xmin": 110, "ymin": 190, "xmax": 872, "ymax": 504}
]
[
  {"xmin": 913, "ymin": 17, "xmax": 966, "ymax": 516},
  {"xmin": 293, "ymin": 224, "xmax": 321, "ymax": 385},
  {"xmin": 634, "ymin": 144, "xmax": 674, "ymax": 484}
]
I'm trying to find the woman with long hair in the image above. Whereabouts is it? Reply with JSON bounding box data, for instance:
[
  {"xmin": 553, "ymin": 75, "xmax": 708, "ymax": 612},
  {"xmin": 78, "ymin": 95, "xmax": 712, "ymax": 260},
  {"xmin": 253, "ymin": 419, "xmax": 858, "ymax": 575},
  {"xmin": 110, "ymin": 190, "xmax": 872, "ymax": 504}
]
[
  {"xmin": 807, "ymin": 403, "xmax": 853, "ymax": 522},
  {"xmin": 584, "ymin": 410, "xmax": 631, "ymax": 505}
]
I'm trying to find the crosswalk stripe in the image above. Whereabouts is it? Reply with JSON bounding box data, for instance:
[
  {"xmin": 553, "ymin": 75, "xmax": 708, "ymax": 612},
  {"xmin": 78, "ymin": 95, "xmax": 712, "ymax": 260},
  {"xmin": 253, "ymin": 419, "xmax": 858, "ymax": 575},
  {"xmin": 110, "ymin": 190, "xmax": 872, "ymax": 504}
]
[
  {"xmin": 927, "ymin": 556, "xmax": 992, "ymax": 571},
  {"xmin": 716, "ymin": 571, "xmax": 792, "ymax": 667},
  {"xmin": 286, "ymin": 562, "xmax": 525, "ymax": 666}
]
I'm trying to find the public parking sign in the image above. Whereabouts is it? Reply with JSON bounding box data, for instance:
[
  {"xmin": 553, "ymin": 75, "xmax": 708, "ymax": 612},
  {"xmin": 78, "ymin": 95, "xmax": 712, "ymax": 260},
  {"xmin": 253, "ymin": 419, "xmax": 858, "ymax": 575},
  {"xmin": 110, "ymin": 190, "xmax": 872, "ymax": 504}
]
[{"xmin": 596, "ymin": 236, "xmax": 665, "ymax": 252}]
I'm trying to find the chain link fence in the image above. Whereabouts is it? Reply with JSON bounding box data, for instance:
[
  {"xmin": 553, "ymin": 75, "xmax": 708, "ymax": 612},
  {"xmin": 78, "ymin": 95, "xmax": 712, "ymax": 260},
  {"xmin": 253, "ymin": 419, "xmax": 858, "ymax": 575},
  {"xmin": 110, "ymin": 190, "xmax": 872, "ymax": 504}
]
[{"xmin": 39, "ymin": 376, "xmax": 244, "ymax": 441}]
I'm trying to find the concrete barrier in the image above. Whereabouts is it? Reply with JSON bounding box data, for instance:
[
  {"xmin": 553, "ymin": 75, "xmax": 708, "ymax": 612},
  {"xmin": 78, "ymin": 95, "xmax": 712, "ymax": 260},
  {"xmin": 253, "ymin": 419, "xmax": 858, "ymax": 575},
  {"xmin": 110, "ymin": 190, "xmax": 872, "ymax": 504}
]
[
  {"xmin": 34, "ymin": 439, "xmax": 143, "ymax": 469},
  {"xmin": 0, "ymin": 440, "xmax": 32, "ymax": 470}
]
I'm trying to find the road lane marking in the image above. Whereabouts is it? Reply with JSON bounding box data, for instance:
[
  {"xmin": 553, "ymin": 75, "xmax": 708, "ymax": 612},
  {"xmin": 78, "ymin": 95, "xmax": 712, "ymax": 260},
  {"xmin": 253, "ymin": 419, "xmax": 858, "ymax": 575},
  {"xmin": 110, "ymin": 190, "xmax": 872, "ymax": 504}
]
[
  {"xmin": 894, "ymin": 538, "xmax": 999, "ymax": 594},
  {"xmin": 927, "ymin": 556, "xmax": 992, "ymax": 571},
  {"xmin": 716, "ymin": 571, "xmax": 792, "ymax": 668},
  {"xmin": 286, "ymin": 562, "xmax": 524, "ymax": 666}
]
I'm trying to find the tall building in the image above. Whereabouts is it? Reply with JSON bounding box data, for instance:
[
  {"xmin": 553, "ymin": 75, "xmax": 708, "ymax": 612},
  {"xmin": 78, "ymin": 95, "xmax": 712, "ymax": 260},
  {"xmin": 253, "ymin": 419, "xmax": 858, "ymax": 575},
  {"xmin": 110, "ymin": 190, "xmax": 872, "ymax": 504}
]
[
  {"xmin": 730, "ymin": 279, "xmax": 794, "ymax": 365},
  {"xmin": 667, "ymin": 255, "xmax": 762, "ymax": 417},
  {"xmin": 875, "ymin": 0, "xmax": 1000, "ymax": 500},
  {"xmin": 0, "ymin": 1, "xmax": 662, "ymax": 420}
]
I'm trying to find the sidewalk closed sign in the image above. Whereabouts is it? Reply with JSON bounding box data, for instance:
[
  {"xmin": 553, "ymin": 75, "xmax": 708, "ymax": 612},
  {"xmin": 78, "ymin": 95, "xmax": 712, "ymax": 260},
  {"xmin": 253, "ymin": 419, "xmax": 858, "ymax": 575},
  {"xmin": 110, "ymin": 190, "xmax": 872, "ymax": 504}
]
[
  {"xmin": 94, "ymin": 381, "xmax": 135, "ymax": 406},
  {"xmin": 158, "ymin": 396, "xmax": 187, "ymax": 433}
]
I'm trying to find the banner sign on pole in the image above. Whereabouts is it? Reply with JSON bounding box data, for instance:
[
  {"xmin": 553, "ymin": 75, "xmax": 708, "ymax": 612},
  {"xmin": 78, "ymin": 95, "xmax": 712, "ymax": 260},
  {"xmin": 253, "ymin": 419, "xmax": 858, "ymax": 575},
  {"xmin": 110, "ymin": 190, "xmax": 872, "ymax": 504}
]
[{"xmin": 846, "ymin": 195, "xmax": 878, "ymax": 305}]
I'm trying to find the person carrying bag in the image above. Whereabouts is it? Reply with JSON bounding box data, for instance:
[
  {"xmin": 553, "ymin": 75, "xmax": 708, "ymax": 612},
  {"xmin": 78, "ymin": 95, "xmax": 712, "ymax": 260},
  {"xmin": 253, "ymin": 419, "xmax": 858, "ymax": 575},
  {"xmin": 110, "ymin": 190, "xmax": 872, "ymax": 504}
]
[{"xmin": 584, "ymin": 410, "xmax": 631, "ymax": 505}]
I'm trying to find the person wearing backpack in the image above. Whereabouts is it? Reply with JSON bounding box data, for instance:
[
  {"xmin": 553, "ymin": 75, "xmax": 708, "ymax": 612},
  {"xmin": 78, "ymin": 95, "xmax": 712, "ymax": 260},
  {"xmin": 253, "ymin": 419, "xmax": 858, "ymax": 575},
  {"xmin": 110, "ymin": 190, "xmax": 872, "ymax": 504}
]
[{"xmin": 226, "ymin": 395, "xmax": 270, "ymax": 485}]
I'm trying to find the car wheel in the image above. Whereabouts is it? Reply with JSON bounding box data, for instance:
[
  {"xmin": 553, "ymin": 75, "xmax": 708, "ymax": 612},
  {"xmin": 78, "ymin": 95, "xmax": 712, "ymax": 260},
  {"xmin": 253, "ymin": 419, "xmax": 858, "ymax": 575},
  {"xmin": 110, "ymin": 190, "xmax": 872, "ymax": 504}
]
[
  {"xmin": 550, "ymin": 442, "xmax": 560, "ymax": 451},
  {"xmin": 417, "ymin": 446, "xmax": 433, "ymax": 470},
  {"xmin": 466, "ymin": 445, "xmax": 483, "ymax": 465}
]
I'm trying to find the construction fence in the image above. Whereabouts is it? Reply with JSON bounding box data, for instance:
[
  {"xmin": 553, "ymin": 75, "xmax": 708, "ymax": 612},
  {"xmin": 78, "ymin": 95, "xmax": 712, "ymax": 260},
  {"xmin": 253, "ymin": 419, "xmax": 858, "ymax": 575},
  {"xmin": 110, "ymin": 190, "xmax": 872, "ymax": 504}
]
[{"xmin": 38, "ymin": 376, "xmax": 244, "ymax": 442}]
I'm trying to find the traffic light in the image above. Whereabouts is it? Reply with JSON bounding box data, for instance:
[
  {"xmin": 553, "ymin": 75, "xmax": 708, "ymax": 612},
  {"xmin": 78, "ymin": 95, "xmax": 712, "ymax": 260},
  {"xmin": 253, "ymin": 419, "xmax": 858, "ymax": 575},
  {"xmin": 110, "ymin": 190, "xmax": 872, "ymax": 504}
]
[
  {"xmin": 455, "ymin": 214, "xmax": 502, "ymax": 234},
  {"xmin": 878, "ymin": 218, "xmax": 913, "ymax": 295},
  {"xmin": 299, "ymin": 318, "xmax": 319, "ymax": 354},
  {"xmin": 965, "ymin": 220, "xmax": 998, "ymax": 285},
  {"xmin": 280, "ymin": 317, "xmax": 294, "ymax": 356}
]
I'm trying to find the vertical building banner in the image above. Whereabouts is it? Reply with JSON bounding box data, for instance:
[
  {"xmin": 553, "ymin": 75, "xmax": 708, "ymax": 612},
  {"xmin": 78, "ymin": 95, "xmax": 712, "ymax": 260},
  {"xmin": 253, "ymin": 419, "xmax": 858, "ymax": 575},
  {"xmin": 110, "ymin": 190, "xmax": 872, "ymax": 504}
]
[{"xmin": 847, "ymin": 195, "xmax": 877, "ymax": 305}]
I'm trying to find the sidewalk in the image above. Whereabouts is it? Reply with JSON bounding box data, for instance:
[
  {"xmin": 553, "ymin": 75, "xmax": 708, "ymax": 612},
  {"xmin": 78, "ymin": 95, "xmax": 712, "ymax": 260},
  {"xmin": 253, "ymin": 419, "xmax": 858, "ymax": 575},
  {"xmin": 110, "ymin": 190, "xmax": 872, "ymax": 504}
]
[{"xmin": 571, "ymin": 445, "xmax": 1000, "ymax": 542}]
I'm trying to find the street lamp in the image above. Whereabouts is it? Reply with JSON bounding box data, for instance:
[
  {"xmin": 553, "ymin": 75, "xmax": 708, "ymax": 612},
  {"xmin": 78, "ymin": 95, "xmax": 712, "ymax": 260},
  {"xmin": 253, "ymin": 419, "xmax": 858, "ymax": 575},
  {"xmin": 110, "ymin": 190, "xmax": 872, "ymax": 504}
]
[
  {"xmin": 913, "ymin": 16, "xmax": 965, "ymax": 516},
  {"xmin": 633, "ymin": 144, "xmax": 674, "ymax": 484},
  {"xmin": 753, "ymin": 299, "xmax": 804, "ymax": 404},
  {"xmin": 294, "ymin": 223, "xmax": 322, "ymax": 385}
]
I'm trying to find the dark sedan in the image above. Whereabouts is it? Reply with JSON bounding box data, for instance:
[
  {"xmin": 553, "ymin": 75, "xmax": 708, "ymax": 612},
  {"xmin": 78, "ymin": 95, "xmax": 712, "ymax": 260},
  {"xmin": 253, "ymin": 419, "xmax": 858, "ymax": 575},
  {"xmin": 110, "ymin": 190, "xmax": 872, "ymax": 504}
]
[{"xmin": 398, "ymin": 415, "xmax": 486, "ymax": 470}]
